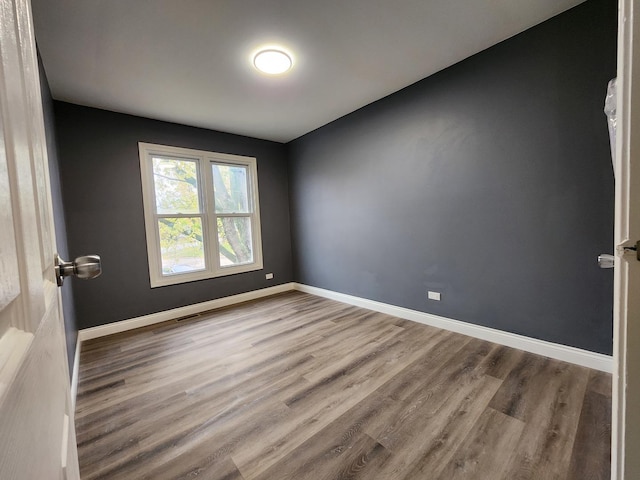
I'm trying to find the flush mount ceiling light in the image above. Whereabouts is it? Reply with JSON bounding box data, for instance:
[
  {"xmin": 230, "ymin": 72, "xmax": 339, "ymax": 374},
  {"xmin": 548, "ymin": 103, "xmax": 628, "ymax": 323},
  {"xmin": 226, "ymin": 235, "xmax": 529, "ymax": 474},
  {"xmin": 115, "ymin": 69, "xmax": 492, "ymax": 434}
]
[{"xmin": 253, "ymin": 49, "xmax": 292, "ymax": 75}]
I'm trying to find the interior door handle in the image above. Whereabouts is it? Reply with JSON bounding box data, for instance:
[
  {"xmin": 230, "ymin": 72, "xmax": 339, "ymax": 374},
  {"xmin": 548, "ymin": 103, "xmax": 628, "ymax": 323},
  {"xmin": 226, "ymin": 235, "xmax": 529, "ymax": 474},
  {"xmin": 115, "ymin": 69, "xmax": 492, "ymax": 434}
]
[
  {"xmin": 598, "ymin": 254, "xmax": 615, "ymax": 269},
  {"xmin": 55, "ymin": 253, "xmax": 102, "ymax": 286}
]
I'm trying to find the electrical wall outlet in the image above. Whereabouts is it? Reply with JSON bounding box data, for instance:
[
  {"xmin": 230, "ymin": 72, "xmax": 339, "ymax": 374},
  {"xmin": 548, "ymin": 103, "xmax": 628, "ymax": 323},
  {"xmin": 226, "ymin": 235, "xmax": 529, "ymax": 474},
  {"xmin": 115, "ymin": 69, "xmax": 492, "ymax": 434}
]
[
  {"xmin": 428, "ymin": 291, "xmax": 441, "ymax": 301},
  {"xmin": 265, "ymin": 273, "xmax": 274, "ymax": 280}
]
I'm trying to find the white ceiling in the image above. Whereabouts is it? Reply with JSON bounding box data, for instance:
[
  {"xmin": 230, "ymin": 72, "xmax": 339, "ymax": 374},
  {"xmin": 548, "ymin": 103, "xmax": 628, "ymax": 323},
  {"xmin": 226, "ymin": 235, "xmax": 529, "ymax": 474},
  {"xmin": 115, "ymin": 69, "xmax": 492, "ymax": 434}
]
[{"xmin": 32, "ymin": 0, "xmax": 586, "ymax": 143}]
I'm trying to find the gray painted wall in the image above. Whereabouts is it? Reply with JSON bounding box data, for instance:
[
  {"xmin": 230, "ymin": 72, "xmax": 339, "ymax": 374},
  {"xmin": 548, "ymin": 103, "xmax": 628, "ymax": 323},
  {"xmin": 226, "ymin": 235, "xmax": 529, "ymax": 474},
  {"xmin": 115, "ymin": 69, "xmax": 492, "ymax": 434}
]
[
  {"xmin": 53, "ymin": 104, "xmax": 293, "ymax": 330},
  {"xmin": 288, "ymin": 0, "xmax": 616, "ymax": 354},
  {"xmin": 39, "ymin": 54, "xmax": 78, "ymax": 373}
]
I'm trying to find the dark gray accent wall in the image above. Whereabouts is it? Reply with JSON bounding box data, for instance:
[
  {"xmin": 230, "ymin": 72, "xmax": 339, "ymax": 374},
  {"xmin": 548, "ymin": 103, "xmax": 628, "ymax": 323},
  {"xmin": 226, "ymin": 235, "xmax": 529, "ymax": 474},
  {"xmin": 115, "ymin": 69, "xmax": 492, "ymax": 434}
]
[
  {"xmin": 39, "ymin": 54, "xmax": 78, "ymax": 373},
  {"xmin": 288, "ymin": 0, "xmax": 616, "ymax": 354},
  {"xmin": 54, "ymin": 103, "xmax": 293, "ymax": 330}
]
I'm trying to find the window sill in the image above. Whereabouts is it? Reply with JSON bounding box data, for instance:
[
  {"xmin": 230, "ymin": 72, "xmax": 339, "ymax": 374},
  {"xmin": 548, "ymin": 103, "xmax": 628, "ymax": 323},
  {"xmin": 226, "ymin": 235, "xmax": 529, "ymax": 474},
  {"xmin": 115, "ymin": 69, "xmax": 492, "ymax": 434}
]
[{"xmin": 150, "ymin": 261, "xmax": 264, "ymax": 288}]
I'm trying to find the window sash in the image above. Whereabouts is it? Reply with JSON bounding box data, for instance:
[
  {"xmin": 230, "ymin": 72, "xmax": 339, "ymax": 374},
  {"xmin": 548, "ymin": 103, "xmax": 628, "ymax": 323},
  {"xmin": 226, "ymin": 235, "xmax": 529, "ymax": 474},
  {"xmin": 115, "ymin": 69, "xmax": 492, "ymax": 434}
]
[
  {"xmin": 211, "ymin": 162, "xmax": 252, "ymax": 215},
  {"xmin": 151, "ymin": 155, "xmax": 202, "ymax": 215},
  {"xmin": 215, "ymin": 214, "xmax": 254, "ymax": 268},
  {"xmin": 156, "ymin": 214, "xmax": 207, "ymax": 276}
]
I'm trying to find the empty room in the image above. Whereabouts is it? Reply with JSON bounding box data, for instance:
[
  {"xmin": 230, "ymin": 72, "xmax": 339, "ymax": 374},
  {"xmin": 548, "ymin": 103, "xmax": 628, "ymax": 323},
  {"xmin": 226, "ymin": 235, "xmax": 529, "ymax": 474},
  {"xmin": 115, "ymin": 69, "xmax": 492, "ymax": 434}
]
[{"xmin": 2, "ymin": 0, "xmax": 639, "ymax": 478}]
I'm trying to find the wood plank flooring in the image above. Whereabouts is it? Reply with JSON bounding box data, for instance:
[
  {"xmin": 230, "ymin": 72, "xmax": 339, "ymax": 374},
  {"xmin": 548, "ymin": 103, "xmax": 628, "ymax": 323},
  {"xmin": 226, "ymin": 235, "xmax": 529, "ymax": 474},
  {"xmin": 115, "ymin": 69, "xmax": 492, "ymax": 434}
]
[{"xmin": 75, "ymin": 291, "xmax": 611, "ymax": 480}]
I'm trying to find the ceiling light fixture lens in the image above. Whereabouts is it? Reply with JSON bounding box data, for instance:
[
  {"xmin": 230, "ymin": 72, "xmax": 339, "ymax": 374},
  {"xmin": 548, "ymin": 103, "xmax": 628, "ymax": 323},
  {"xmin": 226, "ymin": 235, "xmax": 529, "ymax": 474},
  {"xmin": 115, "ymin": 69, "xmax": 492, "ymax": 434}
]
[{"xmin": 254, "ymin": 49, "xmax": 292, "ymax": 75}]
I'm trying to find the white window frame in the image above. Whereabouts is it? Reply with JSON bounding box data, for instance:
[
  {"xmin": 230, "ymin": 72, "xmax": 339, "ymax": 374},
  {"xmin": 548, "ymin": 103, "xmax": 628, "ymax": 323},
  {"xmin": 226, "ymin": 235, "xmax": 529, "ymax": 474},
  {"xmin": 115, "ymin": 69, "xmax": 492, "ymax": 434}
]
[{"xmin": 139, "ymin": 142, "xmax": 263, "ymax": 287}]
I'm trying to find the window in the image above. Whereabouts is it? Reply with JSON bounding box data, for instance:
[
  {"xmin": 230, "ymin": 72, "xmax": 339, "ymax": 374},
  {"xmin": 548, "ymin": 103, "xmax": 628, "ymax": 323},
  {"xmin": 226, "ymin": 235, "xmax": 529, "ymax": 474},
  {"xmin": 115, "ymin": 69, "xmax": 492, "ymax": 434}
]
[{"xmin": 139, "ymin": 143, "xmax": 263, "ymax": 287}]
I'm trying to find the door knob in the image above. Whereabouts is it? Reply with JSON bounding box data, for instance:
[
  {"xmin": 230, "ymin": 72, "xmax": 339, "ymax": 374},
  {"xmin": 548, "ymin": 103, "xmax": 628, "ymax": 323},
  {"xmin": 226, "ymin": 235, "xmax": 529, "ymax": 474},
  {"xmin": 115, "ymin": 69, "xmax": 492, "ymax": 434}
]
[
  {"xmin": 55, "ymin": 253, "xmax": 102, "ymax": 286},
  {"xmin": 598, "ymin": 254, "xmax": 615, "ymax": 269}
]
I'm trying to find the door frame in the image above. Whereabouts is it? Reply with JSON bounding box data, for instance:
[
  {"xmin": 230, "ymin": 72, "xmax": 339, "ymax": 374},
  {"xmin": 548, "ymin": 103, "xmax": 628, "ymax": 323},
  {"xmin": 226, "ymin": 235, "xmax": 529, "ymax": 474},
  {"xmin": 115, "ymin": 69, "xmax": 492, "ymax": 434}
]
[{"xmin": 612, "ymin": 0, "xmax": 640, "ymax": 478}]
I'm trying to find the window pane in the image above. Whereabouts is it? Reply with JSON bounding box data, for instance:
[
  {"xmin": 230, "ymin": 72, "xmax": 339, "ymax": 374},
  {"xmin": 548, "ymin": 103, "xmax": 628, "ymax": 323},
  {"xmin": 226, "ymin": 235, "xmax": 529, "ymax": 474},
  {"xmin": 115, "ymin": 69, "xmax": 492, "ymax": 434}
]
[
  {"xmin": 217, "ymin": 217, "xmax": 253, "ymax": 266},
  {"xmin": 212, "ymin": 163, "xmax": 249, "ymax": 213},
  {"xmin": 158, "ymin": 217, "xmax": 205, "ymax": 275},
  {"xmin": 153, "ymin": 156, "xmax": 200, "ymax": 214}
]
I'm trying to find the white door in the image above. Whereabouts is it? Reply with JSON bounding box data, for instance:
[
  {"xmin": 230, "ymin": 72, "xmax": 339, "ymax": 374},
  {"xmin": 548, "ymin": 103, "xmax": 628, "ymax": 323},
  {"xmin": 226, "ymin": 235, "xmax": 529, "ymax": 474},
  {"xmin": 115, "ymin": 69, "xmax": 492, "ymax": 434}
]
[
  {"xmin": 612, "ymin": 0, "xmax": 640, "ymax": 479},
  {"xmin": 0, "ymin": 0, "xmax": 80, "ymax": 478}
]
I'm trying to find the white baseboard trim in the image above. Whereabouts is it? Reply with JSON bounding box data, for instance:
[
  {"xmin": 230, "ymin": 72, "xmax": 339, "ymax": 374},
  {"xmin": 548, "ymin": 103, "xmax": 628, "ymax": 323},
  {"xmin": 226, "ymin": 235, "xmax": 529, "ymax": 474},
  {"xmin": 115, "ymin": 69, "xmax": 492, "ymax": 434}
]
[
  {"xmin": 78, "ymin": 282, "xmax": 296, "ymax": 342},
  {"xmin": 74, "ymin": 280, "xmax": 612, "ymax": 373},
  {"xmin": 294, "ymin": 283, "xmax": 613, "ymax": 373},
  {"xmin": 70, "ymin": 335, "xmax": 81, "ymax": 411}
]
